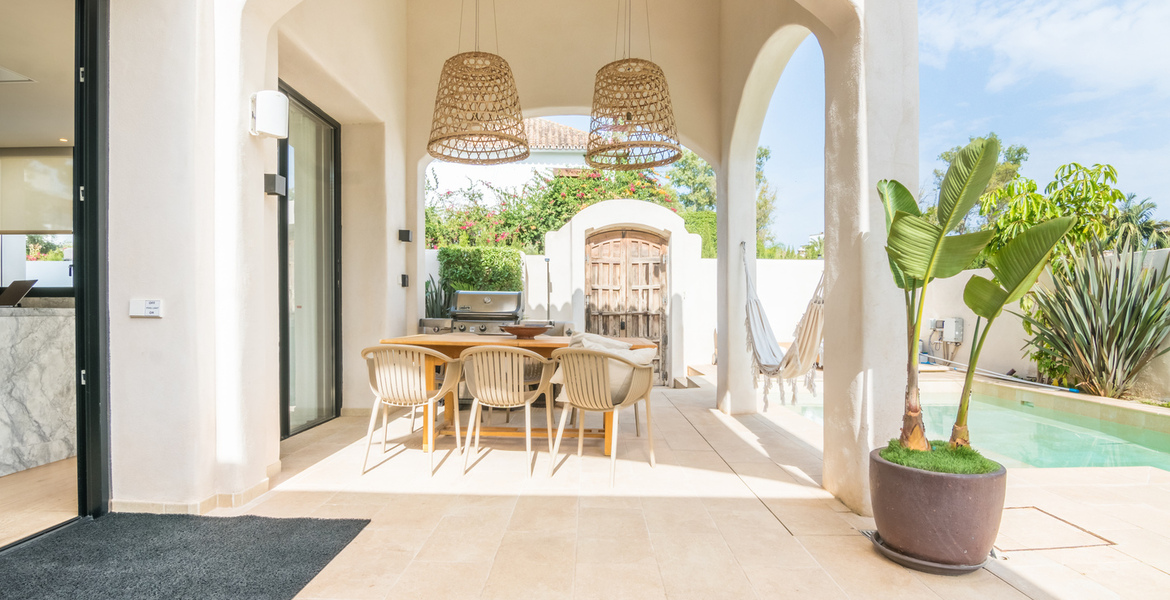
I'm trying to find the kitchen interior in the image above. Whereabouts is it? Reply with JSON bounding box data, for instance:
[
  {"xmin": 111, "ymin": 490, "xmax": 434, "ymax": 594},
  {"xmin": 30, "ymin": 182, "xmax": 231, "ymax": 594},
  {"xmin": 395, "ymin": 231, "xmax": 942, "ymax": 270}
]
[{"xmin": 0, "ymin": 0, "xmax": 79, "ymax": 548}]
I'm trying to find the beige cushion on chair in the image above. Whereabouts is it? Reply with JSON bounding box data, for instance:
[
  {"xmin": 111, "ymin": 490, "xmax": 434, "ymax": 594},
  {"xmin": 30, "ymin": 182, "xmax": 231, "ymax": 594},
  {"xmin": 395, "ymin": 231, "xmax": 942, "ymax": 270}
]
[{"xmin": 550, "ymin": 332, "xmax": 654, "ymax": 399}]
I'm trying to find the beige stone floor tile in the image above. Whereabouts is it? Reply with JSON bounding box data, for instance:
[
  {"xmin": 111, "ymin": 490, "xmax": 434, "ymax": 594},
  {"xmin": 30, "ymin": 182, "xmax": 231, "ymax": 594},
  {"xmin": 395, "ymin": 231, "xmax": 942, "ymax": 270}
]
[
  {"xmin": 308, "ymin": 502, "xmax": 384, "ymax": 520},
  {"xmin": 1098, "ymin": 527, "xmax": 1170, "ymax": 573},
  {"xmin": 721, "ymin": 524, "xmax": 818, "ymax": 569},
  {"xmin": 986, "ymin": 554, "xmax": 1121, "ymax": 600},
  {"xmin": 577, "ymin": 506, "xmax": 647, "ymax": 538},
  {"xmin": 912, "ymin": 568, "xmax": 1030, "ymax": 600},
  {"xmin": 762, "ymin": 499, "xmax": 858, "ymax": 536},
  {"xmin": 996, "ymin": 507, "xmax": 1110, "ymax": 551},
  {"xmin": 370, "ymin": 494, "xmax": 459, "ymax": 529},
  {"xmin": 576, "ymin": 532, "xmax": 657, "ymax": 565},
  {"xmin": 296, "ymin": 528, "xmax": 415, "ymax": 600},
  {"xmin": 798, "ymin": 535, "xmax": 943, "ymax": 600},
  {"xmin": 481, "ymin": 559, "xmax": 575, "ymax": 600},
  {"xmin": 641, "ymin": 497, "xmax": 719, "ymax": 534},
  {"xmin": 386, "ymin": 560, "xmax": 492, "ymax": 600},
  {"xmin": 572, "ymin": 562, "xmax": 666, "ymax": 600},
  {"xmin": 1078, "ymin": 557, "xmax": 1170, "ymax": 599},
  {"xmin": 414, "ymin": 514, "xmax": 507, "ymax": 563},
  {"xmin": 741, "ymin": 566, "xmax": 848, "ymax": 599},
  {"xmin": 506, "ymin": 495, "xmax": 578, "ymax": 532},
  {"xmin": 494, "ymin": 530, "xmax": 576, "ymax": 568}
]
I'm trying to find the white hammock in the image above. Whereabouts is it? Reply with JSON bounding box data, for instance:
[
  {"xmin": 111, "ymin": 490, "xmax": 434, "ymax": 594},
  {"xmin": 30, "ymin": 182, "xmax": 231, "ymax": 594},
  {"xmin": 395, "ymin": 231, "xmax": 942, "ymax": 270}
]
[{"xmin": 742, "ymin": 244, "xmax": 826, "ymax": 407}]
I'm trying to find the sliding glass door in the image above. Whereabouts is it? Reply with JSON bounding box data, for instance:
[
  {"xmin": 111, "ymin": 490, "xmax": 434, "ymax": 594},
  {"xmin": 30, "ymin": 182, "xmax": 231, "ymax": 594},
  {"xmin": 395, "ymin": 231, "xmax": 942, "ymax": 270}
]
[{"xmin": 278, "ymin": 85, "xmax": 341, "ymax": 437}]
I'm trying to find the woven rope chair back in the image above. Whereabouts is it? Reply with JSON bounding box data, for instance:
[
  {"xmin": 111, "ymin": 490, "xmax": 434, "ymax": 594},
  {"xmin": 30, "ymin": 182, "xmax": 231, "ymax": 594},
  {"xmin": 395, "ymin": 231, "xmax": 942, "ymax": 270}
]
[
  {"xmin": 362, "ymin": 345, "xmax": 434, "ymax": 407},
  {"xmin": 555, "ymin": 349, "xmax": 617, "ymax": 411},
  {"xmin": 463, "ymin": 346, "xmax": 540, "ymax": 409}
]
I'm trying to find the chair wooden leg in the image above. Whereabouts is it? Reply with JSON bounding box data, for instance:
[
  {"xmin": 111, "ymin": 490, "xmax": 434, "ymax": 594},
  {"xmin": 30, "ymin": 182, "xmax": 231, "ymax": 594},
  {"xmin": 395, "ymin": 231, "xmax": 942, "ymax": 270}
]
[
  {"xmin": 524, "ymin": 403, "xmax": 533, "ymax": 478},
  {"xmin": 610, "ymin": 410, "xmax": 621, "ymax": 487},
  {"xmin": 644, "ymin": 399, "xmax": 655, "ymax": 468},
  {"xmin": 577, "ymin": 411, "xmax": 585, "ymax": 458},
  {"xmin": 464, "ymin": 399, "xmax": 480, "ymax": 474},
  {"xmin": 361, "ymin": 402, "xmax": 380, "ymax": 473},
  {"xmin": 410, "ymin": 404, "xmax": 417, "ymax": 433},
  {"xmin": 634, "ymin": 404, "xmax": 641, "ymax": 437},
  {"xmin": 474, "ymin": 405, "xmax": 483, "ymax": 453},
  {"xmin": 506, "ymin": 406, "xmax": 511, "ymax": 424},
  {"xmin": 549, "ymin": 403, "xmax": 571, "ymax": 476}
]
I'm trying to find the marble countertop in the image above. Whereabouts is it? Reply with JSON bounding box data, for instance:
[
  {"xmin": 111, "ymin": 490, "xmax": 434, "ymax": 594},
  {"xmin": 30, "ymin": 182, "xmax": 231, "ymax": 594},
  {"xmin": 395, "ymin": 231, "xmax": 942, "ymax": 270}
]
[{"xmin": 0, "ymin": 307, "xmax": 75, "ymax": 317}]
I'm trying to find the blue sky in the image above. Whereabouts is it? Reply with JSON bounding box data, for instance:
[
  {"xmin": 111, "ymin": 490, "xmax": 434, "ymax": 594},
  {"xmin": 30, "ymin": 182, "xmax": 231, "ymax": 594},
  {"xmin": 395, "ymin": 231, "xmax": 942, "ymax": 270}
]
[{"xmin": 758, "ymin": 0, "xmax": 1170, "ymax": 246}]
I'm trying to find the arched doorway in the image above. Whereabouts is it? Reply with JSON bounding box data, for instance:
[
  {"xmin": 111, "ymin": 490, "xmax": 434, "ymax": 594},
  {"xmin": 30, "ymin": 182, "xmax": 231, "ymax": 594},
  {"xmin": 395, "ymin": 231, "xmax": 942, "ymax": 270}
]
[{"xmin": 585, "ymin": 228, "xmax": 669, "ymax": 385}]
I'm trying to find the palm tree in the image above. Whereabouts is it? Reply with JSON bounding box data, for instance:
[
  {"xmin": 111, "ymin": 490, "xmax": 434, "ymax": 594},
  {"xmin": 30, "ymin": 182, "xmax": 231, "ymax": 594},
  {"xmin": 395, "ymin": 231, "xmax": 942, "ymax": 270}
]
[{"xmin": 1109, "ymin": 194, "xmax": 1167, "ymax": 250}]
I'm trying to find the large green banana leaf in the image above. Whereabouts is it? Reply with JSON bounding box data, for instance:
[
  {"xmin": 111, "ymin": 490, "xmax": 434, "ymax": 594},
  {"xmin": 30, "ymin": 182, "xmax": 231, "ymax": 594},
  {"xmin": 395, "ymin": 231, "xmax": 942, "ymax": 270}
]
[
  {"xmin": 877, "ymin": 179, "xmax": 922, "ymax": 291},
  {"xmin": 963, "ymin": 216, "xmax": 1076, "ymax": 320},
  {"xmin": 938, "ymin": 138, "xmax": 1000, "ymax": 232},
  {"xmin": 883, "ymin": 138, "xmax": 1000, "ymax": 286}
]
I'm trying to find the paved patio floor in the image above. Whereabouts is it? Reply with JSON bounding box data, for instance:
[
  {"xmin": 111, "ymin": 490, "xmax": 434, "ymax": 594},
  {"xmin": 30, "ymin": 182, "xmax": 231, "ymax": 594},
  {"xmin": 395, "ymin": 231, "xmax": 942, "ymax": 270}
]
[{"xmin": 213, "ymin": 373, "xmax": 1170, "ymax": 599}]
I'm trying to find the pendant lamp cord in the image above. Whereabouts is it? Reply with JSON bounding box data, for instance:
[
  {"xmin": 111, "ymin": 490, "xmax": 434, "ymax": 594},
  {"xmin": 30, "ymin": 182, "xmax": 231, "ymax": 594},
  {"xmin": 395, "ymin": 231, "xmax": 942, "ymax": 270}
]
[
  {"xmin": 645, "ymin": 0, "xmax": 653, "ymax": 61},
  {"xmin": 475, "ymin": 0, "xmax": 480, "ymax": 52},
  {"xmin": 457, "ymin": 0, "xmax": 465, "ymax": 54},
  {"xmin": 493, "ymin": 0, "xmax": 500, "ymax": 54}
]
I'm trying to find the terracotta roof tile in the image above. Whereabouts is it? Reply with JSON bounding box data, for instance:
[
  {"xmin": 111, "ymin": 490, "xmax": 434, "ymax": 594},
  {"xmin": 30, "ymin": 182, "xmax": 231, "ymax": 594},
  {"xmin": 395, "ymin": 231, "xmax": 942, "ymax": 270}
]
[{"xmin": 523, "ymin": 118, "xmax": 588, "ymax": 151}]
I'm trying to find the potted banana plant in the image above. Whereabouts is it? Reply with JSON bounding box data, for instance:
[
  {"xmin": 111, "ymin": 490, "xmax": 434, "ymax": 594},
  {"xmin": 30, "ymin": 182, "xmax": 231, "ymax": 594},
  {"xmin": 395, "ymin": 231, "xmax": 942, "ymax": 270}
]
[{"xmin": 870, "ymin": 137, "xmax": 1074, "ymax": 574}]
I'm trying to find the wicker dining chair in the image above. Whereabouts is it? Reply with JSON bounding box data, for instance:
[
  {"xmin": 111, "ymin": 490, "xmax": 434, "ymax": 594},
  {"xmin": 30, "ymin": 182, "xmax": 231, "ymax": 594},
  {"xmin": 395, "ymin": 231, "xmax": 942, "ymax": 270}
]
[
  {"xmin": 548, "ymin": 347, "xmax": 656, "ymax": 485},
  {"xmin": 360, "ymin": 345, "xmax": 462, "ymax": 476},
  {"xmin": 460, "ymin": 346, "xmax": 555, "ymax": 477}
]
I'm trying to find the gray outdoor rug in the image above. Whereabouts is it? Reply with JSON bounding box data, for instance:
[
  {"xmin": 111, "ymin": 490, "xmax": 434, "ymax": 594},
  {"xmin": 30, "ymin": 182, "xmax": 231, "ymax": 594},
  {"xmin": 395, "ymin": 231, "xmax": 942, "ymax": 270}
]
[{"xmin": 0, "ymin": 513, "xmax": 368, "ymax": 600}]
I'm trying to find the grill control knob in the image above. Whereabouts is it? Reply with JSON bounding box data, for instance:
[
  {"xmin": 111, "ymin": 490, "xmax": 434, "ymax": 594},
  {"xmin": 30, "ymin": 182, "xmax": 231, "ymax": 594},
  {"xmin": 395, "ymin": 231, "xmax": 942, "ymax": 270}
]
[
  {"xmin": 478, "ymin": 324, "xmax": 487, "ymax": 332},
  {"xmin": 458, "ymin": 324, "xmax": 466, "ymax": 332}
]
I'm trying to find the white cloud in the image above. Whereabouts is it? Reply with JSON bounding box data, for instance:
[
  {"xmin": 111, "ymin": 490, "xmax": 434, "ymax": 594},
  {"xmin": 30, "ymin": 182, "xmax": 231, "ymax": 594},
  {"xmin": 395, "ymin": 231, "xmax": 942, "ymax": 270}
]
[{"xmin": 919, "ymin": 0, "xmax": 1170, "ymax": 97}]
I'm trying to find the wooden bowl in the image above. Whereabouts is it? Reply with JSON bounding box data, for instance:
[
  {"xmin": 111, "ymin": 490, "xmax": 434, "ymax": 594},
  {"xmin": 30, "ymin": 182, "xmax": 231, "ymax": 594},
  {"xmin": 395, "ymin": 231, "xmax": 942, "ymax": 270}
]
[{"xmin": 502, "ymin": 324, "xmax": 551, "ymax": 339}]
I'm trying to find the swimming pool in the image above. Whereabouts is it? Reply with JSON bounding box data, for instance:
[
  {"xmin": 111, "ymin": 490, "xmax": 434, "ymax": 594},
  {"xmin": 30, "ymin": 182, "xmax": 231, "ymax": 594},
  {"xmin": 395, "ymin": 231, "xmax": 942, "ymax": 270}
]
[{"xmin": 785, "ymin": 393, "xmax": 1170, "ymax": 470}]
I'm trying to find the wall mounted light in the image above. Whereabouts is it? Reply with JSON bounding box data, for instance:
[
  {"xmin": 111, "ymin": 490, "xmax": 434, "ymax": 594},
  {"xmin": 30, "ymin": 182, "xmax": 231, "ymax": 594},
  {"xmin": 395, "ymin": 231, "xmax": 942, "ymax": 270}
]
[
  {"xmin": 250, "ymin": 91, "xmax": 289, "ymax": 139},
  {"xmin": 401, "ymin": 274, "xmax": 410, "ymax": 288},
  {"xmin": 264, "ymin": 174, "xmax": 286, "ymax": 196},
  {"xmin": 398, "ymin": 229, "xmax": 413, "ymax": 242}
]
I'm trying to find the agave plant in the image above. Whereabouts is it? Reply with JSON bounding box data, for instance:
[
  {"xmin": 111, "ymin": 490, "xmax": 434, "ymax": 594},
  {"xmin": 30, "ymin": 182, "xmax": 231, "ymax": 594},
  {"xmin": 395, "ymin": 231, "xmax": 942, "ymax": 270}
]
[
  {"xmin": 424, "ymin": 275, "xmax": 452, "ymax": 318},
  {"xmin": 879, "ymin": 138, "xmax": 998, "ymax": 451},
  {"xmin": 949, "ymin": 216, "xmax": 1075, "ymax": 447},
  {"xmin": 1021, "ymin": 242, "xmax": 1170, "ymax": 398}
]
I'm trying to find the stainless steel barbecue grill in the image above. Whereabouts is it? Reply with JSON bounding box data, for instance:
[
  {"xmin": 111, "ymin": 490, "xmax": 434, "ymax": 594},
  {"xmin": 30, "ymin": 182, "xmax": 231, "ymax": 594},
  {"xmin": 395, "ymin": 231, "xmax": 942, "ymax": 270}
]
[{"xmin": 448, "ymin": 290, "xmax": 524, "ymax": 334}]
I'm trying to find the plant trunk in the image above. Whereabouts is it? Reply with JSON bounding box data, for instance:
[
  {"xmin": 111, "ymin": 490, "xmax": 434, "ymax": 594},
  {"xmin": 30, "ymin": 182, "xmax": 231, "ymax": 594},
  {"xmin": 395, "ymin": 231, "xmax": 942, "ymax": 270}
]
[
  {"xmin": 900, "ymin": 360, "xmax": 930, "ymax": 451},
  {"xmin": 949, "ymin": 317, "xmax": 989, "ymax": 448}
]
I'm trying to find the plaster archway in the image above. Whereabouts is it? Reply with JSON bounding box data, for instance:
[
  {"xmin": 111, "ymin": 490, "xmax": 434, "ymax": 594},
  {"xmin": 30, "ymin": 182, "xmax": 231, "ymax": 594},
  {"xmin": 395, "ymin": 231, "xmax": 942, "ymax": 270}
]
[{"xmin": 544, "ymin": 200, "xmax": 703, "ymax": 388}]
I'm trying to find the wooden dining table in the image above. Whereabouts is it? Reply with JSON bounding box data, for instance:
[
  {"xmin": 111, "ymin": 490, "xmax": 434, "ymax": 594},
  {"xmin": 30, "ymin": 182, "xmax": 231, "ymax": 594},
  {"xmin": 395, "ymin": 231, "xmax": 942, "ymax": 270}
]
[{"xmin": 378, "ymin": 333, "xmax": 656, "ymax": 455}]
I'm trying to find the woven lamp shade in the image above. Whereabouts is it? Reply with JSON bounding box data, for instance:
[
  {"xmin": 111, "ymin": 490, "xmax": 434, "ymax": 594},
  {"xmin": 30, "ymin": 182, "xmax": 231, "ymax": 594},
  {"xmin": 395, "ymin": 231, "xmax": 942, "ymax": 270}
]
[
  {"xmin": 427, "ymin": 51, "xmax": 529, "ymax": 165},
  {"xmin": 586, "ymin": 58, "xmax": 681, "ymax": 171}
]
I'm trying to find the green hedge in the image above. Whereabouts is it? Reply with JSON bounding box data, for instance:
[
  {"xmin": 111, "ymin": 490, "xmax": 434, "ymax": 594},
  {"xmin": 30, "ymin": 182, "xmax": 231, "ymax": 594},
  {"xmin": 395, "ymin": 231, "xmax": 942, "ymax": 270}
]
[
  {"xmin": 682, "ymin": 210, "xmax": 717, "ymax": 258},
  {"xmin": 438, "ymin": 246, "xmax": 523, "ymax": 291}
]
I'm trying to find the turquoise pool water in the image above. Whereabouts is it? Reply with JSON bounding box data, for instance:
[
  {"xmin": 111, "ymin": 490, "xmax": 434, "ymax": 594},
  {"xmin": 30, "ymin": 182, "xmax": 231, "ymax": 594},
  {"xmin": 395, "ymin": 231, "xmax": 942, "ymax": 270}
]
[{"xmin": 787, "ymin": 395, "xmax": 1170, "ymax": 470}]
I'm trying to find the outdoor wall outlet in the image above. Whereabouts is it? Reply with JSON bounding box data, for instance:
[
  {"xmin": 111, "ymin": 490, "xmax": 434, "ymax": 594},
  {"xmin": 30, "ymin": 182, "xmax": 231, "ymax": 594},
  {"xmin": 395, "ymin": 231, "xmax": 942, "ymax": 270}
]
[
  {"xmin": 401, "ymin": 274, "xmax": 409, "ymax": 287},
  {"xmin": 129, "ymin": 299, "xmax": 164, "ymax": 318},
  {"xmin": 398, "ymin": 229, "xmax": 413, "ymax": 242}
]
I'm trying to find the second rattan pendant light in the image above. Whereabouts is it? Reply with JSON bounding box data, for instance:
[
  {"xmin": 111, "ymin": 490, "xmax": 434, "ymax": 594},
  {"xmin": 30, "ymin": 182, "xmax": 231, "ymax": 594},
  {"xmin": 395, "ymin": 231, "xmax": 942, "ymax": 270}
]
[
  {"xmin": 586, "ymin": 0, "xmax": 681, "ymax": 171},
  {"xmin": 427, "ymin": 1, "xmax": 529, "ymax": 165}
]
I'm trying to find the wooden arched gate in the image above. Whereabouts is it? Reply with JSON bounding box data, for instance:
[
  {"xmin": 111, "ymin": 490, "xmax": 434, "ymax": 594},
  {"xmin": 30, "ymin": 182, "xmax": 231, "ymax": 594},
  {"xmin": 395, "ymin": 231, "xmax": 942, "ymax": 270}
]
[{"xmin": 585, "ymin": 229, "xmax": 669, "ymax": 385}]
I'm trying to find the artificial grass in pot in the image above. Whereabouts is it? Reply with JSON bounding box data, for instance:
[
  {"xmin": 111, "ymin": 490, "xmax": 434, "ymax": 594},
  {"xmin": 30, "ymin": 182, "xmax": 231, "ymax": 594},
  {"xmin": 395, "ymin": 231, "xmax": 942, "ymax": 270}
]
[{"xmin": 880, "ymin": 439, "xmax": 1000, "ymax": 475}]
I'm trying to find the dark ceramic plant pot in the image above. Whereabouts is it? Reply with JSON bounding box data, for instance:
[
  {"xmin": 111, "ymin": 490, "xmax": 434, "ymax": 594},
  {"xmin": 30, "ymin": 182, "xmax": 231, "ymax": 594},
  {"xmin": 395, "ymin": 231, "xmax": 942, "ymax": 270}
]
[{"xmin": 869, "ymin": 448, "xmax": 1007, "ymax": 574}]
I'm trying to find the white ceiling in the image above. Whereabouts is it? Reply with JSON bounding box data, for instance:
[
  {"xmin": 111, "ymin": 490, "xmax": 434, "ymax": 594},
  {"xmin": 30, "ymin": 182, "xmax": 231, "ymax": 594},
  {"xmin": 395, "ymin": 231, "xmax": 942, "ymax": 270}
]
[{"xmin": 0, "ymin": 0, "xmax": 74, "ymax": 148}]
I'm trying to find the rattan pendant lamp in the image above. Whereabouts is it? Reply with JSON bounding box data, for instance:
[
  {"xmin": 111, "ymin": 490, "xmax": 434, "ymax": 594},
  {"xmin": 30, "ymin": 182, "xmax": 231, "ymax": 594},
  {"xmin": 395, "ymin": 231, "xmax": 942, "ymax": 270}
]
[
  {"xmin": 427, "ymin": 0, "xmax": 529, "ymax": 165},
  {"xmin": 586, "ymin": 0, "xmax": 681, "ymax": 171}
]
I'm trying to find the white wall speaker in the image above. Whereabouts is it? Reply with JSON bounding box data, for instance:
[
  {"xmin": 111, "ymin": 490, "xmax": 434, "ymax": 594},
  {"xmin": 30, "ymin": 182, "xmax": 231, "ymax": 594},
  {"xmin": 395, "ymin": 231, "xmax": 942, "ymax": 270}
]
[{"xmin": 250, "ymin": 90, "xmax": 289, "ymax": 139}]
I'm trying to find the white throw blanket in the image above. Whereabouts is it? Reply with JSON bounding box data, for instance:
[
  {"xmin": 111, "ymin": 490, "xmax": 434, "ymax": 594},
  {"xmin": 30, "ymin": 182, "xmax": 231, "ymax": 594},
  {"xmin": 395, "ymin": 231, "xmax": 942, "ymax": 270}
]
[{"xmin": 742, "ymin": 245, "xmax": 826, "ymax": 407}]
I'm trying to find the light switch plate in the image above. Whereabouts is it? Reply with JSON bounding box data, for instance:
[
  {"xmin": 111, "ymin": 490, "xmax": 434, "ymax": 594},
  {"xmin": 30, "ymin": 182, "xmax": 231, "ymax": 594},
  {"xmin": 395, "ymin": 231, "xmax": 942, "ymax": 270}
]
[{"xmin": 130, "ymin": 299, "xmax": 164, "ymax": 318}]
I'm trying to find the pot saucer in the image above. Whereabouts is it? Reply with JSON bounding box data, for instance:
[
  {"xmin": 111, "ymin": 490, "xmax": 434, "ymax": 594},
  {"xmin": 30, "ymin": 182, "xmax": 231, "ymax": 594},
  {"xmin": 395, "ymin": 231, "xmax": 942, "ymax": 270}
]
[{"xmin": 863, "ymin": 530, "xmax": 989, "ymax": 576}]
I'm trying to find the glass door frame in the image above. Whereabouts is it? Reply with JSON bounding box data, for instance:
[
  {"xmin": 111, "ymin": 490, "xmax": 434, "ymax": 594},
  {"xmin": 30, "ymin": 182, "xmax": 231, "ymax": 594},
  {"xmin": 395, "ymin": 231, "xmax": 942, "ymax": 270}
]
[{"xmin": 276, "ymin": 81, "xmax": 343, "ymax": 439}]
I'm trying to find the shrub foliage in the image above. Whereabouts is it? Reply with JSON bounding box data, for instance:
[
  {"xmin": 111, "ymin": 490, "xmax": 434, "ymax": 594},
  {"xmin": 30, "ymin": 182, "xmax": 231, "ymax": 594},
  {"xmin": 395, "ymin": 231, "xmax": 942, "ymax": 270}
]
[{"xmin": 438, "ymin": 246, "xmax": 524, "ymax": 292}]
